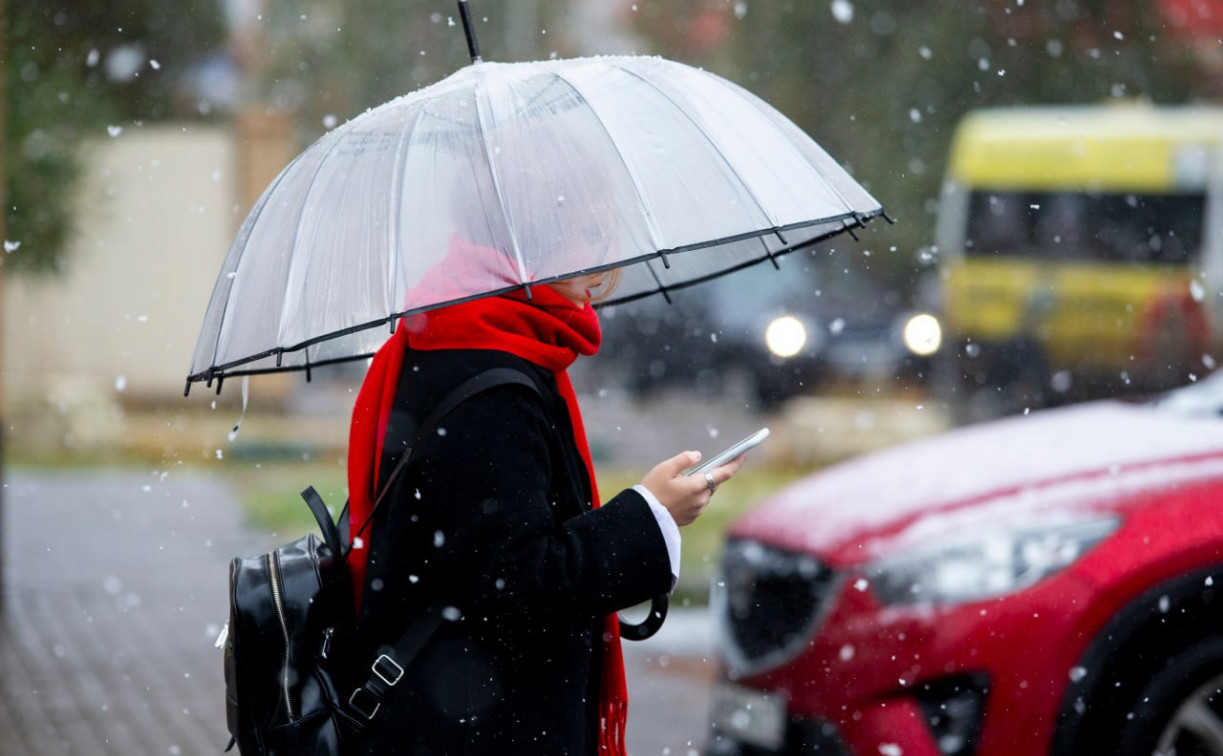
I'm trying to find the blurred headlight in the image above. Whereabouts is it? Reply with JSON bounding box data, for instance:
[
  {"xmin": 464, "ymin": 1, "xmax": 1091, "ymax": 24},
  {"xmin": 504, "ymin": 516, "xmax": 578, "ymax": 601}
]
[
  {"xmin": 765, "ymin": 315, "xmax": 807, "ymax": 358},
  {"xmin": 867, "ymin": 517, "xmax": 1118, "ymax": 605},
  {"xmin": 903, "ymin": 313, "xmax": 942, "ymax": 356}
]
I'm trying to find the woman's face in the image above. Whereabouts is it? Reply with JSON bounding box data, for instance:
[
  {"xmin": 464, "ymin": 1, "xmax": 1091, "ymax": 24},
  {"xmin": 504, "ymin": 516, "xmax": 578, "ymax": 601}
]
[{"xmin": 551, "ymin": 271, "xmax": 614, "ymax": 306}]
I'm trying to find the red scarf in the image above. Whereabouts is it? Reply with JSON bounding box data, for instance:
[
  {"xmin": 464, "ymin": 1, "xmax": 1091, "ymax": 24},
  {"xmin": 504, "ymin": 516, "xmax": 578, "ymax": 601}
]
[{"xmin": 346, "ymin": 284, "xmax": 629, "ymax": 756}]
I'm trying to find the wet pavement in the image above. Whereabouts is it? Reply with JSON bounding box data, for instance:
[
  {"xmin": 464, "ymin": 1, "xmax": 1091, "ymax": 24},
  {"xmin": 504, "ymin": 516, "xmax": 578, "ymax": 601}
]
[
  {"xmin": 621, "ymin": 609, "xmax": 719, "ymax": 756},
  {"xmin": 0, "ymin": 468, "xmax": 717, "ymax": 755}
]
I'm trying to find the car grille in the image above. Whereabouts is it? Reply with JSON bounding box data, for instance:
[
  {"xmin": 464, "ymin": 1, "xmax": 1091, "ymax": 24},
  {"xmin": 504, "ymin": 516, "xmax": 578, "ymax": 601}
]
[{"xmin": 714, "ymin": 538, "xmax": 839, "ymax": 673}]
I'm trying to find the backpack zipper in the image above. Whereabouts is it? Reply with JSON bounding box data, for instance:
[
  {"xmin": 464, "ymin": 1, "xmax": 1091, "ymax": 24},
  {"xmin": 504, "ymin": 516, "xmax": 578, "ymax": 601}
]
[{"xmin": 267, "ymin": 551, "xmax": 294, "ymax": 720}]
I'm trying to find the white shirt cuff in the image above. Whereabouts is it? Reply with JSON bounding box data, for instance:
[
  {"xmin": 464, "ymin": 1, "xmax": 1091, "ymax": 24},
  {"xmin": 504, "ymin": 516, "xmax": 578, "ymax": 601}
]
[{"xmin": 634, "ymin": 484, "xmax": 681, "ymax": 588}]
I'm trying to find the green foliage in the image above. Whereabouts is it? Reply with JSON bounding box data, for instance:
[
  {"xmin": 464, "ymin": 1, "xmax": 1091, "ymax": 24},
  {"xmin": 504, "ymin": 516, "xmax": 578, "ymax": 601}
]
[
  {"xmin": 230, "ymin": 459, "xmax": 807, "ymax": 605},
  {"xmin": 630, "ymin": 0, "xmax": 1210, "ymax": 292},
  {"xmin": 4, "ymin": 0, "xmax": 226, "ymax": 273},
  {"xmin": 599, "ymin": 465, "xmax": 808, "ymax": 602},
  {"xmin": 224, "ymin": 459, "xmax": 348, "ymax": 536},
  {"xmin": 256, "ymin": 0, "xmax": 578, "ymax": 146}
]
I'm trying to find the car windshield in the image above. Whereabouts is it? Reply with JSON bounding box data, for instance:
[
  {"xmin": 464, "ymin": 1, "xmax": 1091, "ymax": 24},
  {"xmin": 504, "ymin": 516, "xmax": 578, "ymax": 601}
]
[{"xmin": 964, "ymin": 190, "xmax": 1205, "ymax": 265}]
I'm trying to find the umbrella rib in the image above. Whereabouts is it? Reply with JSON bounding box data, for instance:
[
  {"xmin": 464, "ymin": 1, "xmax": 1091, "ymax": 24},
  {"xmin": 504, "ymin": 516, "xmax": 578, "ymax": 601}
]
[
  {"xmin": 607, "ymin": 60, "xmax": 781, "ymax": 233},
  {"xmin": 543, "ymin": 68, "xmax": 666, "ymax": 254},
  {"xmin": 275, "ymin": 130, "xmax": 350, "ymax": 352},
  {"xmin": 472, "ymin": 76, "xmax": 531, "ymax": 286},
  {"xmin": 203, "ymin": 151, "xmax": 306, "ymax": 377},
  {"xmin": 713, "ymin": 76, "xmax": 865, "ymax": 215},
  {"xmin": 386, "ymin": 105, "xmax": 430, "ymax": 320},
  {"xmin": 641, "ymin": 258, "xmax": 673, "ymax": 303}
]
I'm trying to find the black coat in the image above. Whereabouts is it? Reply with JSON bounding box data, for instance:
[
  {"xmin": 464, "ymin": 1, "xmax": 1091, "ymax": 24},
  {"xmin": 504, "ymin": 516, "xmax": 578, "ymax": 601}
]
[{"xmin": 349, "ymin": 348, "xmax": 672, "ymax": 756}]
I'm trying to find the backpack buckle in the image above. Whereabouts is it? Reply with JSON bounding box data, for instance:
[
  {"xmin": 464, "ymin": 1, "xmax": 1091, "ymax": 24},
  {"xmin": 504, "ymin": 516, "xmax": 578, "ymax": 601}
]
[
  {"xmin": 372, "ymin": 653, "xmax": 404, "ymax": 686},
  {"xmin": 348, "ymin": 687, "xmax": 381, "ymax": 721}
]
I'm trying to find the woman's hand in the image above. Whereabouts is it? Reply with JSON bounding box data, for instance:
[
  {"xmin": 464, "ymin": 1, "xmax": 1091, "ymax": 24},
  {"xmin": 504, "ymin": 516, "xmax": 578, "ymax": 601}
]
[{"xmin": 640, "ymin": 450, "xmax": 746, "ymax": 527}]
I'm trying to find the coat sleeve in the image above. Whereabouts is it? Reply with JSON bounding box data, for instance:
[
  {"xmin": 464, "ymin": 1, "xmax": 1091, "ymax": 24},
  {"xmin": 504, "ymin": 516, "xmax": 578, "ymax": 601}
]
[{"xmin": 401, "ymin": 383, "xmax": 673, "ymax": 625}]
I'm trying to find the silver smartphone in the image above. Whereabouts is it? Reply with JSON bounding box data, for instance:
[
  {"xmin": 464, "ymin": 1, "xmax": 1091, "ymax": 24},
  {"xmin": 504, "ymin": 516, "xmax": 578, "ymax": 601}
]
[{"xmin": 684, "ymin": 428, "xmax": 770, "ymax": 476}]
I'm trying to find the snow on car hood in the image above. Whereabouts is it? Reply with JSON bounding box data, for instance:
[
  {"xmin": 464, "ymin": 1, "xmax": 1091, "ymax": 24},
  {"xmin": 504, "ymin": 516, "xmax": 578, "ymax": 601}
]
[{"xmin": 735, "ymin": 399, "xmax": 1223, "ymax": 563}]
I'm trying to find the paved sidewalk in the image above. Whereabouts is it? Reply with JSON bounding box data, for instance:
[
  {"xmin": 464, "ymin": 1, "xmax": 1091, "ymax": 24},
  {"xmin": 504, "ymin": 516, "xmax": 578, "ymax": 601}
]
[
  {"xmin": 620, "ymin": 606, "xmax": 719, "ymax": 755},
  {"xmin": 0, "ymin": 469, "xmax": 271, "ymax": 756},
  {"xmin": 0, "ymin": 468, "xmax": 718, "ymax": 755}
]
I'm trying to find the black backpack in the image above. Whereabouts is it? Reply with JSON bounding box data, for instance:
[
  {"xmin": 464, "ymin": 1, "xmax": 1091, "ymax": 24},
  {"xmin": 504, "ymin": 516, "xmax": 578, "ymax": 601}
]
[{"xmin": 220, "ymin": 367, "xmax": 541, "ymax": 755}]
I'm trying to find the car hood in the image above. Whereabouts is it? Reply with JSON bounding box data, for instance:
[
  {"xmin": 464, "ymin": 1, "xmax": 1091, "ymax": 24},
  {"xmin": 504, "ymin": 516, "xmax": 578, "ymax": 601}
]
[{"xmin": 733, "ymin": 400, "xmax": 1223, "ymax": 566}]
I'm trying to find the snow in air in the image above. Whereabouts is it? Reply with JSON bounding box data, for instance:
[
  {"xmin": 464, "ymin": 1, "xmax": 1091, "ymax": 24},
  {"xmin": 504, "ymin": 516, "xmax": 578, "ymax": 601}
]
[{"xmin": 830, "ymin": 0, "xmax": 854, "ymax": 24}]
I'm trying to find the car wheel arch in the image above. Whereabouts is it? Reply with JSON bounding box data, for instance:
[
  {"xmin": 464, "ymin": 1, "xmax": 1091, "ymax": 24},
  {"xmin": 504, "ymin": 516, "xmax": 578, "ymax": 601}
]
[{"xmin": 1051, "ymin": 563, "xmax": 1223, "ymax": 754}]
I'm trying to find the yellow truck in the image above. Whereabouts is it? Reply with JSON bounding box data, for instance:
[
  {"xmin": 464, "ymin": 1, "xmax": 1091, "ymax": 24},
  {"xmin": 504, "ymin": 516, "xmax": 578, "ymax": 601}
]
[{"xmin": 933, "ymin": 103, "xmax": 1223, "ymax": 418}]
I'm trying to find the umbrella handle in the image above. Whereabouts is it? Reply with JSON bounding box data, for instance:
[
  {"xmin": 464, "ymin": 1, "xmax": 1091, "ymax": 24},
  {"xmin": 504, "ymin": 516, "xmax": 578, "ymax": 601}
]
[{"xmin": 618, "ymin": 593, "xmax": 669, "ymax": 641}]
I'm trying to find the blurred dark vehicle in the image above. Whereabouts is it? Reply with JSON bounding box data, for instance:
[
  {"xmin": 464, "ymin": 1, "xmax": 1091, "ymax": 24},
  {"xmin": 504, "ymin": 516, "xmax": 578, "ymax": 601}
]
[
  {"xmin": 707, "ymin": 370, "xmax": 1223, "ymax": 756},
  {"xmin": 598, "ymin": 256, "xmax": 937, "ymax": 406}
]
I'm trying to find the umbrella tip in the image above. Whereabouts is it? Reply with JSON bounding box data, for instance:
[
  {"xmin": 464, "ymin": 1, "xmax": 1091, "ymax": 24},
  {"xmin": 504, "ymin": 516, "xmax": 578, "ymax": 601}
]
[{"xmin": 457, "ymin": 0, "xmax": 483, "ymax": 64}]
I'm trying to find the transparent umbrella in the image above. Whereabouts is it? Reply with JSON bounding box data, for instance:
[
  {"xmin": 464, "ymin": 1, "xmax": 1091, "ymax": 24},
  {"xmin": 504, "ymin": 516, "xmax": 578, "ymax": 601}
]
[{"xmin": 187, "ymin": 47, "xmax": 884, "ymax": 391}]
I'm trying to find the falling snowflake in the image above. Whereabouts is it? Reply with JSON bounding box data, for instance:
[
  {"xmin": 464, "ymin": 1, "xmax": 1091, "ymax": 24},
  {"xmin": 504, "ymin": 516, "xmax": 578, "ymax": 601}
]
[{"xmin": 830, "ymin": 0, "xmax": 854, "ymax": 24}]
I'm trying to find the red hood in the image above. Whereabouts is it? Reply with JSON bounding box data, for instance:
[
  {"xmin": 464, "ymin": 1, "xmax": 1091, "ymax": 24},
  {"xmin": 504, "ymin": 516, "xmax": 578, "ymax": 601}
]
[{"xmin": 733, "ymin": 400, "xmax": 1223, "ymax": 566}]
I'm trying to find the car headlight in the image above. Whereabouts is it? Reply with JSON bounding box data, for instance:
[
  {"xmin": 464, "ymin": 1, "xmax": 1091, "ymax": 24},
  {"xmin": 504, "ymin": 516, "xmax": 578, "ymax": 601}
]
[
  {"xmin": 765, "ymin": 315, "xmax": 807, "ymax": 358},
  {"xmin": 867, "ymin": 517, "xmax": 1119, "ymax": 605},
  {"xmin": 902, "ymin": 312, "xmax": 942, "ymax": 356}
]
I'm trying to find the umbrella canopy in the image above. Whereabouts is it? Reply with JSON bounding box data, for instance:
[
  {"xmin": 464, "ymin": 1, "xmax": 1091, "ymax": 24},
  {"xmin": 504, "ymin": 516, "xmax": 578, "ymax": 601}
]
[{"xmin": 188, "ymin": 54, "xmax": 883, "ymax": 388}]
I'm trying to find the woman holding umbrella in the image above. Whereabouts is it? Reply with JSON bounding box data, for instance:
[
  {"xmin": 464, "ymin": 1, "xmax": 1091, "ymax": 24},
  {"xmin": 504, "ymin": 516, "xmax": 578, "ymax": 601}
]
[
  {"xmin": 188, "ymin": 50, "xmax": 882, "ymax": 756},
  {"xmin": 344, "ymin": 242, "xmax": 746, "ymax": 754}
]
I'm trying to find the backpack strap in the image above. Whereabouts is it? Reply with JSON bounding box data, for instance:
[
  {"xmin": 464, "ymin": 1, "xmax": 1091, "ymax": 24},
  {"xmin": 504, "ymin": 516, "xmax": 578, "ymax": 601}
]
[
  {"xmin": 346, "ymin": 606, "xmax": 445, "ymax": 722},
  {"xmin": 300, "ymin": 486, "xmax": 343, "ymax": 559},
  {"xmin": 344, "ymin": 366, "xmax": 541, "ymax": 725}
]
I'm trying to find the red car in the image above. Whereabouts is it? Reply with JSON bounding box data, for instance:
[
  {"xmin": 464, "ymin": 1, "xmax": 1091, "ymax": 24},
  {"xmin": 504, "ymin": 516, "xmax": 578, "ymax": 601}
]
[{"xmin": 708, "ymin": 378, "xmax": 1223, "ymax": 756}]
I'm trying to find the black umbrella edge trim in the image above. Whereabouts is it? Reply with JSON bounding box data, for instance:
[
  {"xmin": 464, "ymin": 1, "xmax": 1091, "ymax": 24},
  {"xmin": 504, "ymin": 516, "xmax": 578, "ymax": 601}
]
[
  {"xmin": 594, "ymin": 209, "xmax": 883, "ymax": 308},
  {"xmin": 186, "ymin": 208, "xmax": 885, "ymax": 387}
]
